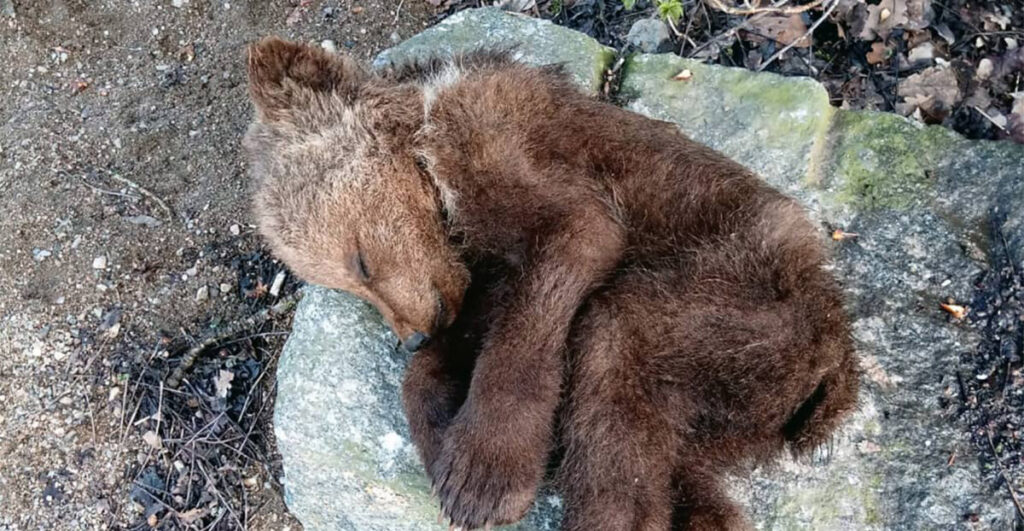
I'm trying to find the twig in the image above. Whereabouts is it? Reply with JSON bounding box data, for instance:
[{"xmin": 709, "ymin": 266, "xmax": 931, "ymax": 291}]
[
  {"xmin": 757, "ymin": 0, "xmax": 839, "ymax": 71},
  {"xmin": 81, "ymin": 180, "xmax": 141, "ymax": 200},
  {"xmin": 393, "ymin": 0, "xmax": 404, "ymax": 24},
  {"xmin": 197, "ymin": 461, "xmax": 245, "ymax": 530},
  {"xmin": 986, "ymin": 430, "xmax": 1024, "ymax": 521},
  {"xmin": 704, "ymin": 0, "xmax": 822, "ymax": 15},
  {"xmin": 973, "ymin": 106, "xmax": 1008, "ymax": 131},
  {"xmin": 83, "ymin": 387, "xmax": 98, "ymax": 443},
  {"xmin": 166, "ymin": 292, "xmax": 300, "ymax": 388},
  {"xmin": 106, "ymin": 173, "xmax": 174, "ymax": 220}
]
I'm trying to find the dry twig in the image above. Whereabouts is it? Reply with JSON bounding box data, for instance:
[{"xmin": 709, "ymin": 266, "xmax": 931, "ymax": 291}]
[
  {"xmin": 986, "ymin": 430, "xmax": 1024, "ymax": 521},
  {"xmin": 165, "ymin": 292, "xmax": 300, "ymax": 388},
  {"xmin": 106, "ymin": 173, "xmax": 175, "ymax": 220},
  {"xmin": 704, "ymin": 0, "xmax": 823, "ymax": 16},
  {"xmin": 758, "ymin": 0, "xmax": 840, "ymax": 71}
]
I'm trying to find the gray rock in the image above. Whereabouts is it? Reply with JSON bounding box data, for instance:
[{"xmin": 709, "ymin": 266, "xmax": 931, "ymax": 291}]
[
  {"xmin": 372, "ymin": 7, "xmax": 614, "ymax": 95},
  {"xmin": 626, "ymin": 18, "xmax": 672, "ymax": 54},
  {"xmin": 275, "ymin": 8, "xmax": 1024, "ymax": 531},
  {"xmin": 275, "ymin": 286, "xmax": 564, "ymax": 531}
]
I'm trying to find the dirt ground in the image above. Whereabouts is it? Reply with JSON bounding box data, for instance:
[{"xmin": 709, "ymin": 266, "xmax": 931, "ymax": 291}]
[{"xmin": 0, "ymin": 1, "xmax": 435, "ymax": 529}]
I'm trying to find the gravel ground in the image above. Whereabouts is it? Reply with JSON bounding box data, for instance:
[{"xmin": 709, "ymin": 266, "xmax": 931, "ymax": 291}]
[{"xmin": 0, "ymin": 1, "xmax": 434, "ymax": 529}]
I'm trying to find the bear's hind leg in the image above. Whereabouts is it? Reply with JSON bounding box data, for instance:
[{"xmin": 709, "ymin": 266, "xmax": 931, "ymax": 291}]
[
  {"xmin": 671, "ymin": 467, "xmax": 752, "ymax": 531},
  {"xmin": 558, "ymin": 292, "xmax": 681, "ymax": 531}
]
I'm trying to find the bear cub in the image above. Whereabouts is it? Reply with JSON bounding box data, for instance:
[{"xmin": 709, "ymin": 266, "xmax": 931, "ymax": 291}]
[{"xmin": 243, "ymin": 37, "xmax": 859, "ymax": 531}]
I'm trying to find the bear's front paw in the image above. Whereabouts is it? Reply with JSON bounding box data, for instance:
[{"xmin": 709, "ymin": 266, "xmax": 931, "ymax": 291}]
[{"xmin": 430, "ymin": 418, "xmax": 540, "ymax": 530}]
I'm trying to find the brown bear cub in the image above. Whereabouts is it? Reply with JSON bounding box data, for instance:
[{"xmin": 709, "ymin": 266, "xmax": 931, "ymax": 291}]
[{"xmin": 243, "ymin": 37, "xmax": 859, "ymax": 531}]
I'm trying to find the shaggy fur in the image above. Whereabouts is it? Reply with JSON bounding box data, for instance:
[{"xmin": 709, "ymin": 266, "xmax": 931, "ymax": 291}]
[{"xmin": 243, "ymin": 37, "xmax": 859, "ymax": 531}]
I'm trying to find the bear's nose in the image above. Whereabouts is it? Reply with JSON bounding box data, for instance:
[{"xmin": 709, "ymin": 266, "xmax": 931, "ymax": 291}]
[{"xmin": 402, "ymin": 331, "xmax": 430, "ymax": 352}]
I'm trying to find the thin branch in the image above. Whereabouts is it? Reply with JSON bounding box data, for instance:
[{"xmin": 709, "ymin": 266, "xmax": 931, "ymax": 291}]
[
  {"xmin": 704, "ymin": 0, "xmax": 823, "ymax": 15},
  {"xmin": 758, "ymin": 0, "xmax": 839, "ymax": 72},
  {"xmin": 987, "ymin": 430, "xmax": 1024, "ymax": 521},
  {"xmin": 106, "ymin": 173, "xmax": 174, "ymax": 220}
]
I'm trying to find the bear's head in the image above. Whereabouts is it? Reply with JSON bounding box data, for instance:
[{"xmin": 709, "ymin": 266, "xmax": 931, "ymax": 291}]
[{"xmin": 242, "ymin": 37, "xmax": 468, "ymax": 351}]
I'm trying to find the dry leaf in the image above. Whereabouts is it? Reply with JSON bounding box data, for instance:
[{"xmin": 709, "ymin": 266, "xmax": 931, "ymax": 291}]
[
  {"xmin": 1008, "ymin": 93, "xmax": 1024, "ymax": 144},
  {"xmin": 940, "ymin": 302, "xmax": 967, "ymax": 319},
  {"xmin": 142, "ymin": 430, "xmax": 162, "ymax": 449},
  {"xmin": 496, "ymin": 0, "xmax": 536, "ymax": 11},
  {"xmin": 859, "ymin": 0, "xmax": 933, "ymax": 40},
  {"xmin": 866, "ymin": 42, "xmax": 889, "ymax": 65},
  {"xmin": 214, "ymin": 370, "xmax": 234, "ymax": 399},
  {"xmin": 673, "ymin": 69, "xmax": 693, "ymax": 81},
  {"xmin": 744, "ymin": 14, "xmax": 811, "ymax": 48},
  {"xmin": 176, "ymin": 508, "xmax": 207, "ymax": 524},
  {"xmin": 897, "ymin": 66, "xmax": 961, "ymax": 121},
  {"xmin": 831, "ymin": 229, "xmax": 859, "ymax": 241}
]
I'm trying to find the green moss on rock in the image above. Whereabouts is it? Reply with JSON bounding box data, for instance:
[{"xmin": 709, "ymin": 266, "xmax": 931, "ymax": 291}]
[{"xmin": 827, "ymin": 111, "xmax": 961, "ymax": 210}]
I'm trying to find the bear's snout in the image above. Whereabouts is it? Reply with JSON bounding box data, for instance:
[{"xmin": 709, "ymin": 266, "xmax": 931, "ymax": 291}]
[{"xmin": 402, "ymin": 331, "xmax": 430, "ymax": 352}]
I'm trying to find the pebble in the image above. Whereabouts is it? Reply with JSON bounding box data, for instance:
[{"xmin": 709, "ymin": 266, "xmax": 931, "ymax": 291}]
[
  {"xmin": 219, "ymin": 283, "xmax": 233, "ymax": 294},
  {"xmin": 626, "ymin": 19, "xmax": 672, "ymax": 54},
  {"xmin": 33, "ymin": 248, "xmax": 52, "ymax": 261},
  {"xmin": 171, "ymin": 0, "xmax": 187, "ymax": 7},
  {"xmin": 229, "ymin": 224, "xmax": 241, "ymax": 236},
  {"xmin": 92, "ymin": 256, "xmax": 107, "ymax": 270},
  {"xmin": 195, "ymin": 286, "xmax": 209, "ymax": 302},
  {"xmin": 269, "ymin": 271, "xmax": 286, "ymax": 297},
  {"xmin": 321, "ymin": 40, "xmax": 338, "ymax": 55}
]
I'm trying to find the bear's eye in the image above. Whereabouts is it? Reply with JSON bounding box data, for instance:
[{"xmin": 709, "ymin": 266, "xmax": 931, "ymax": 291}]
[
  {"xmin": 352, "ymin": 251, "xmax": 371, "ymax": 283},
  {"xmin": 414, "ymin": 155, "xmax": 429, "ymax": 172}
]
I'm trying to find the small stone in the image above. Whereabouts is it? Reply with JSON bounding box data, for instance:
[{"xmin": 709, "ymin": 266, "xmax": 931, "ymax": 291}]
[
  {"xmin": 33, "ymin": 248, "xmax": 52, "ymax": 261},
  {"xmin": 195, "ymin": 286, "xmax": 209, "ymax": 302},
  {"xmin": 219, "ymin": 283, "xmax": 233, "ymax": 294},
  {"xmin": 320, "ymin": 40, "xmax": 337, "ymax": 55},
  {"xmin": 92, "ymin": 256, "xmax": 107, "ymax": 270},
  {"xmin": 229, "ymin": 224, "xmax": 241, "ymax": 236},
  {"xmin": 626, "ymin": 19, "xmax": 672, "ymax": 54},
  {"xmin": 269, "ymin": 271, "xmax": 286, "ymax": 297},
  {"xmin": 976, "ymin": 58, "xmax": 994, "ymax": 80},
  {"xmin": 171, "ymin": 0, "xmax": 186, "ymax": 7}
]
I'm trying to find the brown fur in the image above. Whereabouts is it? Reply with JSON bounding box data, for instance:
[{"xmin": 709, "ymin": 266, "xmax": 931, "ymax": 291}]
[{"xmin": 243, "ymin": 38, "xmax": 860, "ymax": 530}]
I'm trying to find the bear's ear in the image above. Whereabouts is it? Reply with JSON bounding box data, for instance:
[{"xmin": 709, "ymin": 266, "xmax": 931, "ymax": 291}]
[{"xmin": 246, "ymin": 37, "xmax": 367, "ymax": 121}]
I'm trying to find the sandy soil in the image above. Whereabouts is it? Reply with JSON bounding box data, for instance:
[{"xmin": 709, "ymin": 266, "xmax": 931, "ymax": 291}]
[{"xmin": 0, "ymin": 1, "xmax": 435, "ymax": 529}]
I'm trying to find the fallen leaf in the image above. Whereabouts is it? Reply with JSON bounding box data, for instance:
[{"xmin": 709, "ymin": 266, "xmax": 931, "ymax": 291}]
[
  {"xmin": 214, "ymin": 370, "xmax": 234, "ymax": 399},
  {"xmin": 176, "ymin": 508, "xmax": 207, "ymax": 524},
  {"xmin": 859, "ymin": 0, "xmax": 933, "ymax": 40},
  {"xmin": 673, "ymin": 69, "xmax": 693, "ymax": 81},
  {"xmin": 1007, "ymin": 92, "xmax": 1024, "ymax": 144},
  {"xmin": 906, "ymin": 42, "xmax": 936, "ymax": 66},
  {"xmin": 142, "ymin": 430, "xmax": 162, "ymax": 449},
  {"xmin": 896, "ymin": 66, "xmax": 961, "ymax": 121},
  {"xmin": 495, "ymin": 0, "xmax": 536, "ymax": 11},
  {"xmin": 940, "ymin": 302, "xmax": 967, "ymax": 319},
  {"xmin": 744, "ymin": 14, "xmax": 810, "ymax": 47},
  {"xmin": 831, "ymin": 229, "xmax": 859, "ymax": 241},
  {"xmin": 866, "ymin": 42, "xmax": 889, "ymax": 65}
]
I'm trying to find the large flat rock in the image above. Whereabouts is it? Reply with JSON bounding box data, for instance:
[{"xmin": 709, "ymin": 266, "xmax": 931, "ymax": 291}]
[
  {"xmin": 372, "ymin": 7, "xmax": 614, "ymax": 95},
  {"xmin": 275, "ymin": 8, "xmax": 1024, "ymax": 530}
]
